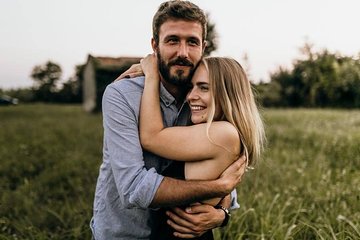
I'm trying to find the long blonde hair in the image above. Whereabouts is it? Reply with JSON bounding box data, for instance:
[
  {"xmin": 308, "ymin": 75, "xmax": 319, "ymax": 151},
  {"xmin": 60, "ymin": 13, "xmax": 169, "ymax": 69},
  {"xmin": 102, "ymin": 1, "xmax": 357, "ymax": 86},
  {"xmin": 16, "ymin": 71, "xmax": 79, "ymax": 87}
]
[{"xmin": 202, "ymin": 57, "xmax": 265, "ymax": 166}]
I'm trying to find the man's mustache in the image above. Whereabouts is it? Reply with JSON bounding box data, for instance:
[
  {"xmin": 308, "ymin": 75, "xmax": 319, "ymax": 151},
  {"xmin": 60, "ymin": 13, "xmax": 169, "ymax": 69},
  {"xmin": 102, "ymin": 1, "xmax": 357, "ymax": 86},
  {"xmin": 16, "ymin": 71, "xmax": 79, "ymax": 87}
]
[{"xmin": 168, "ymin": 58, "xmax": 194, "ymax": 67}]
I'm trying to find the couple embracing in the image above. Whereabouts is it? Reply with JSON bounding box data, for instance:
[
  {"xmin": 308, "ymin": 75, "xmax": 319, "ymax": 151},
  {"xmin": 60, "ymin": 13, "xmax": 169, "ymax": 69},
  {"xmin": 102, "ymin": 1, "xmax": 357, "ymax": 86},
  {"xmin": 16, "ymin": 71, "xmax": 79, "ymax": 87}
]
[{"xmin": 91, "ymin": 1, "xmax": 265, "ymax": 239}]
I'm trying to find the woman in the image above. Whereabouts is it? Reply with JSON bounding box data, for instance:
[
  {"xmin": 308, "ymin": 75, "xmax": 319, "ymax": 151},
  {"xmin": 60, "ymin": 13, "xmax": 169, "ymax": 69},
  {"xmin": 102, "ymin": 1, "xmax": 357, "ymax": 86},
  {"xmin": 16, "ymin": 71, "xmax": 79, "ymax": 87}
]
[{"xmin": 140, "ymin": 54, "xmax": 265, "ymax": 239}]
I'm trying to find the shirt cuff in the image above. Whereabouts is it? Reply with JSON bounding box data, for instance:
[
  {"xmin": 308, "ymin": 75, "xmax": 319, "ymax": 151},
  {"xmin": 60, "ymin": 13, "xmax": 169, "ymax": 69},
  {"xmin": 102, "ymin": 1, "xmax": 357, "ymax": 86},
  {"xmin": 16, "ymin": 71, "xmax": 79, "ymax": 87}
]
[
  {"xmin": 229, "ymin": 189, "xmax": 240, "ymax": 210},
  {"xmin": 129, "ymin": 167, "xmax": 164, "ymax": 208}
]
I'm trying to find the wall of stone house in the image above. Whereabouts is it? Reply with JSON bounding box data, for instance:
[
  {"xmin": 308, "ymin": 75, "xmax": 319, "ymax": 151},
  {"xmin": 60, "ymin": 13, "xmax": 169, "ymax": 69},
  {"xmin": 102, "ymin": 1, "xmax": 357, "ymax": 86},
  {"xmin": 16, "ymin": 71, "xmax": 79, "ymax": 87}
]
[{"xmin": 82, "ymin": 59, "xmax": 97, "ymax": 112}]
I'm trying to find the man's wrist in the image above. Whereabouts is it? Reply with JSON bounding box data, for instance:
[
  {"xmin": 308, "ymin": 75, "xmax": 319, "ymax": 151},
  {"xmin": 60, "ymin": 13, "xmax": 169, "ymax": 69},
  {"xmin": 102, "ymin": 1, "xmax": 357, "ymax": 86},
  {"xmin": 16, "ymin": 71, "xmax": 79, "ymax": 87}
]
[
  {"xmin": 219, "ymin": 194, "xmax": 231, "ymax": 209},
  {"xmin": 217, "ymin": 173, "xmax": 237, "ymax": 196},
  {"xmin": 214, "ymin": 205, "xmax": 231, "ymax": 227},
  {"xmin": 214, "ymin": 178, "xmax": 232, "ymax": 196}
]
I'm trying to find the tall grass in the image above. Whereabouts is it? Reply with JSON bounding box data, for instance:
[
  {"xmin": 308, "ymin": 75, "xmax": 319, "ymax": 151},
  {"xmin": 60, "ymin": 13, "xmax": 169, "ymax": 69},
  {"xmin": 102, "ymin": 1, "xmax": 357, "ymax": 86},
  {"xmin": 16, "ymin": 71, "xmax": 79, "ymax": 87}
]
[
  {"xmin": 0, "ymin": 104, "xmax": 102, "ymax": 239},
  {"xmin": 215, "ymin": 109, "xmax": 360, "ymax": 239},
  {"xmin": 1, "ymin": 105, "xmax": 359, "ymax": 239}
]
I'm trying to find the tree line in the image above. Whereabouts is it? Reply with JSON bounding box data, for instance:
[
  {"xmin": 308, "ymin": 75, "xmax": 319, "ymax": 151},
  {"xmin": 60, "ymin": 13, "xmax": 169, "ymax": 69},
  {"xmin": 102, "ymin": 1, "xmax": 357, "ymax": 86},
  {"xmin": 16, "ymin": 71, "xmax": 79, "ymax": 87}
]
[
  {"xmin": 2, "ymin": 62, "xmax": 83, "ymax": 104},
  {"xmin": 255, "ymin": 43, "xmax": 360, "ymax": 108},
  {"xmin": 2, "ymin": 43, "xmax": 360, "ymax": 108}
]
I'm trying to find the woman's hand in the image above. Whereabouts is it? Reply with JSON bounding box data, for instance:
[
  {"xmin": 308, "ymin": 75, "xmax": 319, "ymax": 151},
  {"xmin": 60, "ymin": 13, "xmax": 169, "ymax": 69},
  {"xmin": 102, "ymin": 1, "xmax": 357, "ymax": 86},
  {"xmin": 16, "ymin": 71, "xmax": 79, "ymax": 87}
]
[
  {"xmin": 115, "ymin": 63, "xmax": 143, "ymax": 80},
  {"xmin": 114, "ymin": 53, "xmax": 158, "ymax": 82},
  {"xmin": 140, "ymin": 53, "xmax": 159, "ymax": 81}
]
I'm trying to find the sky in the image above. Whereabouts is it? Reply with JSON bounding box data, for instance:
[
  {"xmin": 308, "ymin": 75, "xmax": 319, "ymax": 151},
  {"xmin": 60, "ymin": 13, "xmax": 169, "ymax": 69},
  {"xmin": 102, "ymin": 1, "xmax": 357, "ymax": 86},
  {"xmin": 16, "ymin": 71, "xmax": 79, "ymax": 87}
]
[{"xmin": 1, "ymin": 0, "xmax": 360, "ymax": 89}]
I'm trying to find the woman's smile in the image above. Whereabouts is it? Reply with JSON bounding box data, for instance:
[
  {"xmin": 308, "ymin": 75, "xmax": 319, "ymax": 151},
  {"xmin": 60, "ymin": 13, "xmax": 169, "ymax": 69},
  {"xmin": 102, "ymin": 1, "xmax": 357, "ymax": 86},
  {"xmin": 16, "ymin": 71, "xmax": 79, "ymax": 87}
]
[
  {"xmin": 186, "ymin": 64, "xmax": 212, "ymax": 124},
  {"xmin": 190, "ymin": 105, "xmax": 206, "ymax": 111}
]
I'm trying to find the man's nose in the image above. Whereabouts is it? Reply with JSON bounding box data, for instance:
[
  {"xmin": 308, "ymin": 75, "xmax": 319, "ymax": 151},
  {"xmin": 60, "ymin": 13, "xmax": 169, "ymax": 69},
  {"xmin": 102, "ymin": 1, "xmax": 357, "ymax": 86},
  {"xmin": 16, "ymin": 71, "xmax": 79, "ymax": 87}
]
[{"xmin": 177, "ymin": 42, "xmax": 189, "ymax": 58}]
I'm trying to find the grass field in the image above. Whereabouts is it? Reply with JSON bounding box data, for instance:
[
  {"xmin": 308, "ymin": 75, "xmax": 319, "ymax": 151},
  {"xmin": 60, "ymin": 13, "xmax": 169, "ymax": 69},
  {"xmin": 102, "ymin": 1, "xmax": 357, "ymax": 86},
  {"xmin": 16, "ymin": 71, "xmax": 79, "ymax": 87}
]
[{"xmin": 1, "ymin": 104, "xmax": 359, "ymax": 239}]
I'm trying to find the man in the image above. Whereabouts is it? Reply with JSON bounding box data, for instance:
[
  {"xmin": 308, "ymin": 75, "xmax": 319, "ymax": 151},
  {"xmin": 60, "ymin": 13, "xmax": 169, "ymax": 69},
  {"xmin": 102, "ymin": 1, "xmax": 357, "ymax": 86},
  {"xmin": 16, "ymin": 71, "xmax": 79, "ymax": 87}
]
[{"xmin": 91, "ymin": 1, "xmax": 246, "ymax": 239}]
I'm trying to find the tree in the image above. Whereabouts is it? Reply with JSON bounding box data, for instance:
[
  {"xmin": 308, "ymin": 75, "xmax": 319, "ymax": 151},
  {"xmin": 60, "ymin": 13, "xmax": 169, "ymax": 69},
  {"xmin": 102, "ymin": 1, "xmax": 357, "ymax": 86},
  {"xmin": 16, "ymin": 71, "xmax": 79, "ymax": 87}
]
[
  {"xmin": 55, "ymin": 64, "xmax": 84, "ymax": 103},
  {"xmin": 31, "ymin": 61, "xmax": 62, "ymax": 102},
  {"xmin": 204, "ymin": 13, "xmax": 218, "ymax": 56},
  {"xmin": 257, "ymin": 42, "xmax": 360, "ymax": 108}
]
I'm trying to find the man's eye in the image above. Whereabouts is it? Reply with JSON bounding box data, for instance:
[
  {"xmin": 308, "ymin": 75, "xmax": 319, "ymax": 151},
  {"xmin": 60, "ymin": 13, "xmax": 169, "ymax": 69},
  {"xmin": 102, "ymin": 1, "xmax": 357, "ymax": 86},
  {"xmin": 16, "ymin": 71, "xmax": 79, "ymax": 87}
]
[
  {"xmin": 189, "ymin": 40, "xmax": 199, "ymax": 46},
  {"xmin": 168, "ymin": 39, "xmax": 179, "ymax": 44}
]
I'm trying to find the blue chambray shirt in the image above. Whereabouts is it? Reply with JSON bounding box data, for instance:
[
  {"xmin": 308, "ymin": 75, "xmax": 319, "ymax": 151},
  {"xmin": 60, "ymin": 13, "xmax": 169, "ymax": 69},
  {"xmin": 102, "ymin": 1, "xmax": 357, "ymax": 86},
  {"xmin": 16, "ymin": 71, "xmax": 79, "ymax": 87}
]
[{"xmin": 91, "ymin": 76, "xmax": 239, "ymax": 240}]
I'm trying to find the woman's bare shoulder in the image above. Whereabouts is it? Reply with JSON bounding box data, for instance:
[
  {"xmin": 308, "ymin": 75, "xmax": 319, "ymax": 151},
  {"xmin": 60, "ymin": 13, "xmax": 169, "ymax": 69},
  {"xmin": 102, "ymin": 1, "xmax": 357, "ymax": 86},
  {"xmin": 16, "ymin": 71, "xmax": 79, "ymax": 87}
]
[{"xmin": 208, "ymin": 121, "xmax": 240, "ymax": 155}]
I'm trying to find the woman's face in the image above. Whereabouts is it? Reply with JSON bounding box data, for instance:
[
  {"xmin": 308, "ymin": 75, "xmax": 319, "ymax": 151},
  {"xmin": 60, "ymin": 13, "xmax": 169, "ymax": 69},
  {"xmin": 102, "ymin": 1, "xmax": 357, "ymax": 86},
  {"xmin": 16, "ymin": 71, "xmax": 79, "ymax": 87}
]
[{"xmin": 186, "ymin": 64, "xmax": 219, "ymax": 124}]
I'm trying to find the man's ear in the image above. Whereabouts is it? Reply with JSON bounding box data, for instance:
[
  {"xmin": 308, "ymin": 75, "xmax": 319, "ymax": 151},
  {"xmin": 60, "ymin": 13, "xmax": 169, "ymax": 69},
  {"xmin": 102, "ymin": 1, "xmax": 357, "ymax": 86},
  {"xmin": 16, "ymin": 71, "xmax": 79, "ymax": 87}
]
[
  {"xmin": 202, "ymin": 40, "xmax": 207, "ymax": 54},
  {"xmin": 151, "ymin": 38, "xmax": 158, "ymax": 52}
]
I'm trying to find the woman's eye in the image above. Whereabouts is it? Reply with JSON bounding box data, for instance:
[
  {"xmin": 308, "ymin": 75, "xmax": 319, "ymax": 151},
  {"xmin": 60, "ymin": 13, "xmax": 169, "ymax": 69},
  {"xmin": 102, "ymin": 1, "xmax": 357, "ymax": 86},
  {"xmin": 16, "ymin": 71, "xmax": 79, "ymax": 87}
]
[{"xmin": 200, "ymin": 86, "xmax": 209, "ymax": 91}]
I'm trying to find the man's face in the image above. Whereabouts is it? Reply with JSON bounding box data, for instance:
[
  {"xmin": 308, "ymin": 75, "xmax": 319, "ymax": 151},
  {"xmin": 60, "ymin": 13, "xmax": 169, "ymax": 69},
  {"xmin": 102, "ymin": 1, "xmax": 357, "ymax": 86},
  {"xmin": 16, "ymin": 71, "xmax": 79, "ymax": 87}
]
[{"xmin": 153, "ymin": 20, "xmax": 205, "ymax": 86}]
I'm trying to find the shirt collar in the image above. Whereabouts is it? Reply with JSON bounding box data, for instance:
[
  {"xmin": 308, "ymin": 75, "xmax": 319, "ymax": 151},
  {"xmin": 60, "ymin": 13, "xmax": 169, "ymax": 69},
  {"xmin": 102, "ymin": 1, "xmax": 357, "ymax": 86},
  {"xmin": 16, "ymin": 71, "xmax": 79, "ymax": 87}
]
[{"xmin": 159, "ymin": 82, "xmax": 177, "ymax": 107}]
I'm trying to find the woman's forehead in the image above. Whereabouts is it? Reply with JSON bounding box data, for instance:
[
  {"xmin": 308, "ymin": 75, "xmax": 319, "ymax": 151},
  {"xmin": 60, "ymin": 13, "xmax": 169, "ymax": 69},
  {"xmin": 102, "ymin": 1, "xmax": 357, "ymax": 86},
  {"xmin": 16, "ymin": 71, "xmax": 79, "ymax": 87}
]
[{"xmin": 192, "ymin": 64, "xmax": 208, "ymax": 82}]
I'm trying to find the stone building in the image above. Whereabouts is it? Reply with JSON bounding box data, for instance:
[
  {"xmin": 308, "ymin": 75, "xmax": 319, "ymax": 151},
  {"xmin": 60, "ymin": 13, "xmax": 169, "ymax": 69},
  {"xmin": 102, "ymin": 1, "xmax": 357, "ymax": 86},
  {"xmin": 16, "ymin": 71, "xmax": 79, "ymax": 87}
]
[{"xmin": 82, "ymin": 55, "xmax": 141, "ymax": 112}]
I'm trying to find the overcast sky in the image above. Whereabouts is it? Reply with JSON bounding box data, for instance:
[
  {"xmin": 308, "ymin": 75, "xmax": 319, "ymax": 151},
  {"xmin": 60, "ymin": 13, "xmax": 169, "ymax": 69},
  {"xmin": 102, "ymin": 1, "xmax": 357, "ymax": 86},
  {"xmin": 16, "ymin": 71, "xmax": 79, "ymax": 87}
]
[{"xmin": 1, "ymin": 0, "xmax": 359, "ymax": 89}]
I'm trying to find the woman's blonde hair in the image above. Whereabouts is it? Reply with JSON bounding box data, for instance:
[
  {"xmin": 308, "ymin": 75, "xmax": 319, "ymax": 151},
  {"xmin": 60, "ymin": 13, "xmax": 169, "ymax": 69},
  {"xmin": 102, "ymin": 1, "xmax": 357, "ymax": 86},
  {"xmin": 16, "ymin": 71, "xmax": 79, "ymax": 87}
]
[{"xmin": 202, "ymin": 57, "xmax": 265, "ymax": 166}]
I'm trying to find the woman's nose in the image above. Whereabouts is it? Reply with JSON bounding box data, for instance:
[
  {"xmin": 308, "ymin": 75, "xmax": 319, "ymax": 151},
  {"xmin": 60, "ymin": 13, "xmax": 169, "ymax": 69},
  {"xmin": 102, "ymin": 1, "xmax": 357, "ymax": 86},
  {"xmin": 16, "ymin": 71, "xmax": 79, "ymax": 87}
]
[{"xmin": 187, "ymin": 88, "xmax": 199, "ymax": 101}]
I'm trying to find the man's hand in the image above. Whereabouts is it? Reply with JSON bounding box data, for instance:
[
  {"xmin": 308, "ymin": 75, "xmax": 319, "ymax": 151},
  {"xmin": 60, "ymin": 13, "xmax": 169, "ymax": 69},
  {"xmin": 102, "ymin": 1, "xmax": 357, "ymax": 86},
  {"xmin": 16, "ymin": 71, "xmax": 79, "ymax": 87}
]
[
  {"xmin": 166, "ymin": 204, "xmax": 225, "ymax": 238},
  {"xmin": 218, "ymin": 155, "xmax": 247, "ymax": 195},
  {"xmin": 115, "ymin": 63, "xmax": 143, "ymax": 81}
]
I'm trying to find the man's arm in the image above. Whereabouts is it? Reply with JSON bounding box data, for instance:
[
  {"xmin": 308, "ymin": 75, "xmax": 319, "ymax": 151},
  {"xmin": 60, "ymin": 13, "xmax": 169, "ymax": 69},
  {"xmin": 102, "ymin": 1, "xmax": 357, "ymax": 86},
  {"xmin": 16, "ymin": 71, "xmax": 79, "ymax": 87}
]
[
  {"xmin": 150, "ymin": 156, "xmax": 246, "ymax": 208},
  {"xmin": 103, "ymin": 83, "xmax": 164, "ymax": 208}
]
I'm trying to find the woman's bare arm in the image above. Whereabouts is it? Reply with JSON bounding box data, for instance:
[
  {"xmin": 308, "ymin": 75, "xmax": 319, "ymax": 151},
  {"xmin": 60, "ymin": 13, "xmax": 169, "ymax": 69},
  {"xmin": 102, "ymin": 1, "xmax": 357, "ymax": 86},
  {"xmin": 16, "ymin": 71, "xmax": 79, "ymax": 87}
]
[{"xmin": 140, "ymin": 54, "xmax": 239, "ymax": 162}]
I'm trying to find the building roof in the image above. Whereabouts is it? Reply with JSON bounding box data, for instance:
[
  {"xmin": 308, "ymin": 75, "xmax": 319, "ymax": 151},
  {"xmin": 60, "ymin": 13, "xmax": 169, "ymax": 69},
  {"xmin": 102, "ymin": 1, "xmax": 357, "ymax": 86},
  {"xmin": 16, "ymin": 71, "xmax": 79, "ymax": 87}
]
[{"xmin": 88, "ymin": 55, "xmax": 141, "ymax": 71}]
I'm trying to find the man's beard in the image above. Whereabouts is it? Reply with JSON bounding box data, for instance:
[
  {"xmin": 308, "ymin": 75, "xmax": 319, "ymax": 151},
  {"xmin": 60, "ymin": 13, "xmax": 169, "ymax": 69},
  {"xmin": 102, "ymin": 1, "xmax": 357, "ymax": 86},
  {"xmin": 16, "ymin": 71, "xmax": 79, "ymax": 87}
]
[{"xmin": 157, "ymin": 51, "xmax": 198, "ymax": 87}]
